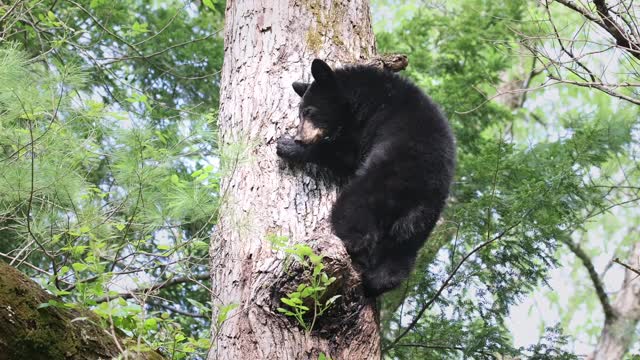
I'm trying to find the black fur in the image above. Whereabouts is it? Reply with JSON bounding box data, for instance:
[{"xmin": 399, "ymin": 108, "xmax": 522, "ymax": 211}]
[{"xmin": 277, "ymin": 59, "xmax": 456, "ymax": 296}]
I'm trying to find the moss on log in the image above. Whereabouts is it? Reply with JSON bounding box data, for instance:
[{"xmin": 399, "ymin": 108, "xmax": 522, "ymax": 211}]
[{"xmin": 0, "ymin": 261, "xmax": 163, "ymax": 360}]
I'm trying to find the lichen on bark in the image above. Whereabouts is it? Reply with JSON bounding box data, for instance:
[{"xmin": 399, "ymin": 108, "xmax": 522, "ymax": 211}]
[{"xmin": 302, "ymin": 0, "xmax": 348, "ymax": 52}]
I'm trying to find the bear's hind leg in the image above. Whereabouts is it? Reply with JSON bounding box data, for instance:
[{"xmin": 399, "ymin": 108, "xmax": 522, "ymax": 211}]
[
  {"xmin": 362, "ymin": 249, "xmax": 416, "ymax": 297},
  {"xmin": 389, "ymin": 205, "xmax": 441, "ymax": 245},
  {"xmin": 330, "ymin": 182, "xmax": 381, "ymax": 263}
]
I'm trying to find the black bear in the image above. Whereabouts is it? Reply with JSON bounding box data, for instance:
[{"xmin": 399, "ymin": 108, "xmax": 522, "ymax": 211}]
[{"xmin": 277, "ymin": 59, "xmax": 455, "ymax": 296}]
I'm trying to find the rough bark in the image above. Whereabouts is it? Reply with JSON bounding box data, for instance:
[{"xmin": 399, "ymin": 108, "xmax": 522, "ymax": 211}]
[
  {"xmin": 590, "ymin": 241, "xmax": 640, "ymax": 360},
  {"xmin": 0, "ymin": 261, "xmax": 163, "ymax": 360},
  {"xmin": 209, "ymin": 1, "xmax": 381, "ymax": 359}
]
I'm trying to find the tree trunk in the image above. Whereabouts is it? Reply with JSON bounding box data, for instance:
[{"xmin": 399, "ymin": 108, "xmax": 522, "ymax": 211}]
[
  {"xmin": 591, "ymin": 241, "xmax": 640, "ymax": 360},
  {"xmin": 208, "ymin": 1, "xmax": 380, "ymax": 359}
]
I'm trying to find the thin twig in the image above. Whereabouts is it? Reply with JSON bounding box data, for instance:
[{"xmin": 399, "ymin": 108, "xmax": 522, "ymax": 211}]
[{"xmin": 613, "ymin": 257, "xmax": 640, "ymax": 276}]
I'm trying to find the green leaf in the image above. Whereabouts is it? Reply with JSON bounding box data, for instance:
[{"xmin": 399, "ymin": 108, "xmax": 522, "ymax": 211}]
[
  {"xmin": 309, "ymin": 254, "xmax": 322, "ymax": 265},
  {"xmin": 191, "ymin": 240, "xmax": 208, "ymax": 249},
  {"xmin": 312, "ymin": 263, "xmax": 324, "ymax": 276},
  {"xmin": 300, "ymin": 287, "xmax": 314, "ymax": 298},
  {"xmin": 143, "ymin": 318, "xmax": 158, "ymax": 330},
  {"xmin": 281, "ymin": 297, "xmax": 305, "ymax": 307},
  {"xmin": 71, "ymin": 263, "xmax": 88, "ymax": 272},
  {"xmin": 216, "ymin": 304, "xmax": 238, "ymax": 326},
  {"xmin": 277, "ymin": 308, "xmax": 295, "ymax": 316},
  {"xmin": 131, "ymin": 21, "xmax": 149, "ymax": 35},
  {"xmin": 325, "ymin": 295, "xmax": 341, "ymax": 306},
  {"xmin": 202, "ymin": 0, "xmax": 216, "ymax": 10},
  {"xmin": 170, "ymin": 174, "xmax": 180, "ymax": 185}
]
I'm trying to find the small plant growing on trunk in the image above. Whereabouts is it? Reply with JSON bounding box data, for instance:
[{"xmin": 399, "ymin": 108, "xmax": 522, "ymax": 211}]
[{"xmin": 269, "ymin": 236, "xmax": 341, "ymax": 334}]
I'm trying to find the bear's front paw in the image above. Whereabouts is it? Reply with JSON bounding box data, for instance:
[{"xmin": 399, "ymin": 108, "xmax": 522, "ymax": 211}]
[{"xmin": 276, "ymin": 137, "xmax": 302, "ymax": 159}]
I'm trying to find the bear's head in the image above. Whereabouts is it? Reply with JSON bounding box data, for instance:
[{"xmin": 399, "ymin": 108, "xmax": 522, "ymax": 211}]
[{"xmin": 291, "ymin": 59, "xmax": 349, "ymax": 145}]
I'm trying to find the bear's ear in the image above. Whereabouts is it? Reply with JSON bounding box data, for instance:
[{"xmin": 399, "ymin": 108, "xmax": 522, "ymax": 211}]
[
  {"xmin": 292, "ymin": 82, "xmax": 309, "ymax": 97},
  {"xmin": 311, "ymin": 59, "xmax": 334, "ymax": 83}
]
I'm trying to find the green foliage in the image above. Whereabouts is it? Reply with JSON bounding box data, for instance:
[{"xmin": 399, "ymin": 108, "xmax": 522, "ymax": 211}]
[
  {"xmin": 375, "ymin": 0, "xmax": 639, "ymax": 358},
  {"xmin": 519, "ymin": 325, "xmax": 579, "ymax": 359},
  {"xmin": 93, "ymin": 298, "xmax": 210, "ymax": 358},
  {"xmin": 376, "ymin": 0, "xmax": 524, "ymax": 152},
  {"xmin": 389, "ymin": 317, "xmax": 518, "ymax": 360},
  {"xmin": 0, "ymin": 42, "xmax": 217, "ymax": 358},
  {"xmin": 0, "ymin": 0, "xmax": 224, "ymax": 358},
  {"xmin": 270, "ymin": 238, "xmax": 341, "ymax": 334}
]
